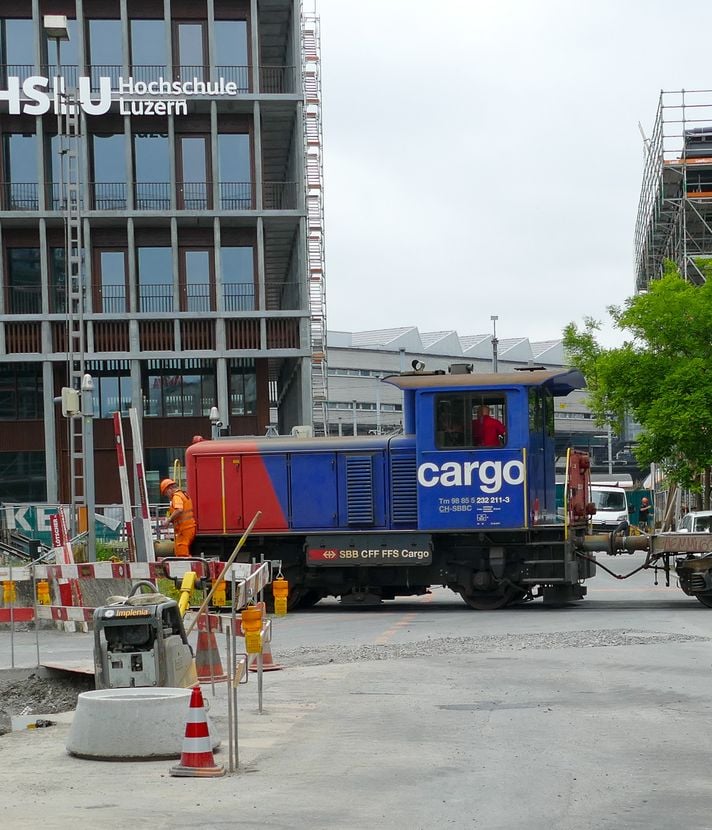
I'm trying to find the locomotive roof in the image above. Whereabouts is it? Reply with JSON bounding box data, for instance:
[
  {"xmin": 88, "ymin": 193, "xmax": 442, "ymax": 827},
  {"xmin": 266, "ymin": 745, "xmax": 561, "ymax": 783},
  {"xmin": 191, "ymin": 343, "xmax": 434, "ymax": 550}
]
[{"xmin": 382, "ymin": 368, "xmax": 585, "ymax": 396}]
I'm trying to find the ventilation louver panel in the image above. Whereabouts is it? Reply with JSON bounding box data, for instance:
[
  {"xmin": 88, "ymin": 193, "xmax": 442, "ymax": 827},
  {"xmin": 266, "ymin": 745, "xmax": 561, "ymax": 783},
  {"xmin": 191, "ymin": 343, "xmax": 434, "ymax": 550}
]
[
  {"xmin": 346, "ymin": 455, "xmax": 375, "ymax": 525},
  {"xmin": 390, "ymin": 452, "xmax": 418, "ymax": 525}
]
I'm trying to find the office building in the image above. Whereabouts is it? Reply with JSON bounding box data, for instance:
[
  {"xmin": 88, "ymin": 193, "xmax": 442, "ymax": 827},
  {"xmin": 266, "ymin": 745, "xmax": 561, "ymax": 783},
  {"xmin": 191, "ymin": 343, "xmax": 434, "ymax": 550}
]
[{"xmin": 0, "ymin": 0, "xmax": 326, "ymax": 505}]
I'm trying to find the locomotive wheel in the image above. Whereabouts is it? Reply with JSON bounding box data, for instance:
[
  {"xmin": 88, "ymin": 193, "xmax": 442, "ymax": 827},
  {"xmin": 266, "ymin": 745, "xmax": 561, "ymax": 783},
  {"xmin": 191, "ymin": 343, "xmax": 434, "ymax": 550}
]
[
  {"xmin": 695, "ymin": 592, "xmax": 712, "ymax": 608},
  {"xmin": 459, "ymin": 586, "xmax": 523, "ymax": 610}
]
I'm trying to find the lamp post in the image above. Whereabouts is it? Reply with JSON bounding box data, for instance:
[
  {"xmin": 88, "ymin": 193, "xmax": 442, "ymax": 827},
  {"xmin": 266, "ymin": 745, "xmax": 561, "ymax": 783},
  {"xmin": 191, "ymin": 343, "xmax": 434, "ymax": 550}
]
[{"xmin": 490, "ymin": 315, "xmax": 499, "ymax": 373}]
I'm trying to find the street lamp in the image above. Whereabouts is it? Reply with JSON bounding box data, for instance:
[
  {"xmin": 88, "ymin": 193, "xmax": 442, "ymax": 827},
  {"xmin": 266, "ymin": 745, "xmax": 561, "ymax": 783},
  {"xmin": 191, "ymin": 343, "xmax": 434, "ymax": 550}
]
[{"xmin": 490, "ymin": 315, "xmax": 499, "ymax": 373}]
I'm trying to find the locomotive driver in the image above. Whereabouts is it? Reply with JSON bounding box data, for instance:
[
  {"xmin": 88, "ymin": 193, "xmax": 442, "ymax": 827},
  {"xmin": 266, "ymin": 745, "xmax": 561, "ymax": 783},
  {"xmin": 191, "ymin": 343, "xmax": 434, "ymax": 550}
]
[
  {"xmin": 160, "ymin": 478, "xmax": 196, "ymax": 558},
  {"xmin": 472, "ymin": 404, "xmax": 506, "ymax": 447}
]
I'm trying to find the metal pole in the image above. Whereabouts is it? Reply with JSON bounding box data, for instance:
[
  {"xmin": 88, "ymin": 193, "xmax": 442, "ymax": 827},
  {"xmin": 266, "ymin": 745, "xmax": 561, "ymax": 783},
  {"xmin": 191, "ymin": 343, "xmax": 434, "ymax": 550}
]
[
  {"xmin": 9, "ymin": 560, "xmax": 14, "ymax": 668},
  {"xmin": 607, "ymin": 421, "xmax": 613, "ymax": 476},
  {"xmin": 82, "ymin": 374, "xmax": 96, "ymax": 561},
  {"xmin": 32, "ymin": 563, "xmax": 40, "ymax": 668},
  {"xmin": 352, "ymin": 400, "xmax": 357, "ymax": 436},
  {"xmin": 225, "ymin": 627, "xmax": 234, "ymax": 773},
  {"xmin": 375, "ymin": 376, "xmax": 381, "ymax": 435},
  {"xmin": 491, "ymin": 315, "xmax": 499, "ymax": 373}
]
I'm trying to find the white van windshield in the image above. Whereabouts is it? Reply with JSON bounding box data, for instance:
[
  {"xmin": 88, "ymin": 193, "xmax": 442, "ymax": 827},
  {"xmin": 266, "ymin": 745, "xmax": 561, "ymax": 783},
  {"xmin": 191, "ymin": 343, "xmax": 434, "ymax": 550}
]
[{"xmin": 591, "ymin": 490, "xmax": 626, "ymax": 511}]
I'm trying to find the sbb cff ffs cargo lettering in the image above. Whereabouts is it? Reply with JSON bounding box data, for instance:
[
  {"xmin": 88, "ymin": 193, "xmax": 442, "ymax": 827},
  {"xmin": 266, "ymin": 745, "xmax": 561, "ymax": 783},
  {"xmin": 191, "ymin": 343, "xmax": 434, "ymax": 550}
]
[{"xmin": 186, "ymin": 367, "xmax": 597, "ymax": 610}]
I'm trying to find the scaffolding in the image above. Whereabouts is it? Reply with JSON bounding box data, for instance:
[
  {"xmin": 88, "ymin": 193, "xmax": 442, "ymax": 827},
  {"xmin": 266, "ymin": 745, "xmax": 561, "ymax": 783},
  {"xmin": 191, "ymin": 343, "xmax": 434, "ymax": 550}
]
[
  {"xmin": 301, "ymin": 5, "xmax": 328, "ymax": 436},
  {"xmin": 636, "ymin": 89, "xmax": 712, "ymax": 290}
]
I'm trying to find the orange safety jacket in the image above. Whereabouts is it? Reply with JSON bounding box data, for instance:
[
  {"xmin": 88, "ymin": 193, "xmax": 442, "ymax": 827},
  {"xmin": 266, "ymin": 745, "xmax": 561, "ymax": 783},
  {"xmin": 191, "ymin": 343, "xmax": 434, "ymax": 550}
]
[{"xmin": 170, "ymin": 490, "xmax": 196, "ymax": 534}]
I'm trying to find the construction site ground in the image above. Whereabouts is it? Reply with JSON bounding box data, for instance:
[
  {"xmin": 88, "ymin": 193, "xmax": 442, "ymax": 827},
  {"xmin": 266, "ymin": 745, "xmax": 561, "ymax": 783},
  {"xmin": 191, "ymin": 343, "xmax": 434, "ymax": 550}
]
[{"xmin": 2, "ymin": 554, "xmax": 712, "ymax": 830}]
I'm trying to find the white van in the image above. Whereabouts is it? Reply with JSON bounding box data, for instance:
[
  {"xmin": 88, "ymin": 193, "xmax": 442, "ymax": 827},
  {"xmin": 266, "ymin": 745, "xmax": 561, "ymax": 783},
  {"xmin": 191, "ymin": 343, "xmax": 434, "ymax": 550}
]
[
  {"xmin": 677, "ymin": 511, "xmax": 712, "ymax": 533},
  {"xmin": 590, "ymin": 485, "xmax": 631, "ymax": 531}
]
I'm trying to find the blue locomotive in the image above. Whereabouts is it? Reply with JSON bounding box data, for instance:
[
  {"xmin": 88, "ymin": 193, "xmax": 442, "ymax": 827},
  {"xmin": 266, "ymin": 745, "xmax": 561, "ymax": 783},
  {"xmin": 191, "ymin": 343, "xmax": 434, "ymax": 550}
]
[{"xmin": 186, "ymin": 366, "xmax": 594, "ymax": 609}]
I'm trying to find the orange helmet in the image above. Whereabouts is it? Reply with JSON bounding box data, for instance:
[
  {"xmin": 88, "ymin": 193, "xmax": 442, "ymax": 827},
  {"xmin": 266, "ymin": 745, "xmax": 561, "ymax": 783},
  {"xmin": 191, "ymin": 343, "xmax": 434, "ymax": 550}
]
[{"xmin": 160, "ymin": 478, "xmax": 176, "ymax": 495}]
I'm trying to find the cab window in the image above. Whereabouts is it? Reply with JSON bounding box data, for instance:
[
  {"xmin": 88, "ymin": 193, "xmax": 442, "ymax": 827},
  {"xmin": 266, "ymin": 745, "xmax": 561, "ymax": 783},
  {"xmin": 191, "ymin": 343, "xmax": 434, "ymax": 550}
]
[{"xmin": 435, "ymin": 393, "xmax": 507, "ymax": 449}]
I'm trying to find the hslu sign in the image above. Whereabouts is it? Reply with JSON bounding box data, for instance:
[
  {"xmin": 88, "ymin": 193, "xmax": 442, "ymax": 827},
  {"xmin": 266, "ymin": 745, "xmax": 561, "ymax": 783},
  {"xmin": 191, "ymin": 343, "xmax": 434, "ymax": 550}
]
[{"xmin": 0, "ymin": 75, "xmax": 241, "ymax": 117}]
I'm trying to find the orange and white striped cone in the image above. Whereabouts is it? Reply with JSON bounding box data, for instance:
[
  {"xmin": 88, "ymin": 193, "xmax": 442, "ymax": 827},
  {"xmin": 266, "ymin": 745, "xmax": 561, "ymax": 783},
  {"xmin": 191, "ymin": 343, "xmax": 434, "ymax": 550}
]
[
  {"xmin": 195, "ymin": 617, "xmax": 227, "ymax": 683},
  {"xmin": 170, "ymin": 686, "xmax": 225, "ymax": 778},
  {"xmin": 248, "ymin": 638, "xmax": 283, "ymax": 672}
]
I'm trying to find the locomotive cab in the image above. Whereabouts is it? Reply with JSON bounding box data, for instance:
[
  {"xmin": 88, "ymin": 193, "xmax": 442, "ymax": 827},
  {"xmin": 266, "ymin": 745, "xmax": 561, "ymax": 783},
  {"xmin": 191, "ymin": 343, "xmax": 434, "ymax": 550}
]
[{"xmin": 383, "ymin": 368, "xmax": 585, "ymax": 532}]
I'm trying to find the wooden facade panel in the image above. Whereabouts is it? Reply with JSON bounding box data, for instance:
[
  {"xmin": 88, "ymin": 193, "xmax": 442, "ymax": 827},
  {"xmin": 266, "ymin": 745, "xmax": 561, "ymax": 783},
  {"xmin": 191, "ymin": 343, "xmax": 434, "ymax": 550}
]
[
  {"xmin": 266, "ymin": 318, "xmax": 299, "ymax": 349},
  {"xmin": 226, "ymin": 318, "xmax": 260, "ymax": 349},
  {"xmin": 5, "ymin": 322, "xmax": 41, "ymax": 354}
]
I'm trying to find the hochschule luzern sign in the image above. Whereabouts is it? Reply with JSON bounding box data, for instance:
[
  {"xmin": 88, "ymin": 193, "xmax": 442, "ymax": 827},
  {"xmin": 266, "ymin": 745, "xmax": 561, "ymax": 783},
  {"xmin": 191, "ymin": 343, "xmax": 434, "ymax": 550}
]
[{"xmin": 0, "ymin": 74, "xmax": 242, "ymax": 116}]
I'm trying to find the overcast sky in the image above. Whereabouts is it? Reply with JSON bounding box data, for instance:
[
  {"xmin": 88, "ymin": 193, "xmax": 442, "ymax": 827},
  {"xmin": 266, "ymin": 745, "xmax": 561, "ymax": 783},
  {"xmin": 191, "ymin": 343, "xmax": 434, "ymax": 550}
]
[{"xmin": 317, "ymin": 0, "xmax": 712, "ymax": 346}]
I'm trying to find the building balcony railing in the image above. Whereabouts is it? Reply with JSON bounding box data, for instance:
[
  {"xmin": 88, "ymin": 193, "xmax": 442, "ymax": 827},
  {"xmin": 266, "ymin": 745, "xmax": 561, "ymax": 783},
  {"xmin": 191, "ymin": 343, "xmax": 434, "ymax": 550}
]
[
  {"xmin": 5, "ymin": 282, "xmax": 298, "ymax": 316},
  {"xmin": 223, "ymin": 283, "xmax": 255, "ymax": 311},
  {"xmin": 0, "ymin": 182, "xmax": 299, "ymax": 212},
  {"xmin": 7, "ymin": 285, "xmax": 42, "ymax": 314},
  {"xmin": 0, "ymin": 183, "xmax": 40, "ymax": 211},
  {"xmin": 7, "ymin": 64, "xmax": 296, "ymax": 95}
]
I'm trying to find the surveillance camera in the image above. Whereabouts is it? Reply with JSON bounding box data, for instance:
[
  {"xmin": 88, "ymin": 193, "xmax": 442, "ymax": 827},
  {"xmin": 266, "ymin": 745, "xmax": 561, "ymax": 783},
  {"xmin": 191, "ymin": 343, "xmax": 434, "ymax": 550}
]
[{"xmin": 411, "ymin": 359, "xmax": 425, "ymax": 372}]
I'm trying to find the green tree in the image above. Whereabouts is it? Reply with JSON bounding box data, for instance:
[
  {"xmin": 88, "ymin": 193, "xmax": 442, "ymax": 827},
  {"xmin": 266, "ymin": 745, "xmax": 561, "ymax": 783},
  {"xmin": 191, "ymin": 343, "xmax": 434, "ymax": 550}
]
[{"xmin": 563, "ymin": 263, "xmax": 712, "ymax": 492}]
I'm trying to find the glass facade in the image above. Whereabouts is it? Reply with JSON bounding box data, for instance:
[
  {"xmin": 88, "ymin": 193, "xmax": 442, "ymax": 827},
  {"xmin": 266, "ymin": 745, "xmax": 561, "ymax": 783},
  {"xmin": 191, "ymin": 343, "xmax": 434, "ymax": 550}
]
[
  {"xmin": 218, "ymin": 134, "xmax": 251, "ymax": 208},
  {"xmin": 229, "ymin": 359, "xmax": 257, "ymax": 415},
  {"xmin": 214, "ymin": 20, "xmax": 248, "ymax": 90},
  {"xmin": 3, "ymin": 133, "xmax": 38, "ymax": 209},
  {"xmin": 88, "ymin": 19, "xmax": 122, "ymax": 89},
  {"xmin": 130, "ymin": 19, "xmax": 166, "ymax": 83},
  {"xmin": 184, "ymin": 250, "xmax": 211, "ymax": 312},
  {"xmin": 221, "ymin": 246, "xmax": 254, "ymax": 310},
  {"xmin": 98, "ymin": 251, "xmax": 127, "ymax": 314},
  {"xmin": 137, "ymin": 247, "xmax": 173, "ymax": 312},
  {"xmin": 0, "ymin": 362, "xmax": 42, "ymax": 419},
  {"xmin": 87, "ymin": 361, "xmax": 132, "ymax": 418},
  {"xmin": 0, "ymin": 451, "xmax": 46, "ymax": 501},
  {"xmin": 7, "ymin": 247, "xmax": 41, "ymax": 313},
  {"xmin": 1, "ymin": 19, "xmax": 34, "ymax": 79},
  {"xmin": 143, "ymin": 360, "xmax": 216, "ymax": 417},
  {"xmin": 134, "ymin": 133, "xmax": 170, "ymax": 210},
  {"xmin": 92, "ymin": 134, "xmax": 127, "ymax": 209}
]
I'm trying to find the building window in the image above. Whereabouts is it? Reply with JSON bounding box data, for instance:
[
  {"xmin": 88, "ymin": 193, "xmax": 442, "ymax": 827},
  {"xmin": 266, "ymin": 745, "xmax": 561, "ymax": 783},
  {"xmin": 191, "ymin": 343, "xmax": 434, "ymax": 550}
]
[
  {"xmin": 2, "ymin": 133, "xmax": 38, "ymax": 209},
  {"xmin": 0, "ymin": 362, "xmax": 42, "ymax": 419},
  {"xmin": 134, "ymin": 133, "xmax": 170, "ymax": 209},
  {"xmin": 435, "ymin": 394, "xmax": 507, "ymax": 449},
  {"xmin": 88, "ymin": 19, "xmax": 122, "ymax": 89},
  {"xmin": 218, "ymin": 134, "xmax": 251, "ymax": 209},
  {"xmin": 87, "ymin": 360, "xmax": 132, "ymax": 418},
  {"xmin": 137, "ymin": 246, "xmax": 173, "ymax": 313},
  {"xmin": 0, "ymin": 451, "xmax": 46, "ymax": 501},
  {"xmin": 229, "ymin": 359, "xmax": 256, "ymax": 415},
  {"xmin": 178, "ymin": 135, "xmax": 210, "ymax": 209},
  {"xmin": 221, "ymin": 246, "xmax": 254, "ymax": 310},
  {"xmin": 49, "ymin": 247, "xmax": 66, "ymax": 313},
  {"xmin": 214, "ymin": 20, "xmax": 248, "ymax": 91},
  {"xmin": 1, "ymin": 19, "xmax": 35, "ymax": 83},
  {"xmin": 142, "ymin": 359, "xmax": 216, "ymax": 417},
  {"xmin": 130, "ymin": 19, "xmax": 167, "ymax": 84},
  {"xmin": 174, "ymin": 21, "xmax": 206, "ymax": 81},
  {"xmin": 96, "ymin": 250, "xmax": 127, "ymax": 314},
  {"xmin": 181, "ymin": 250, "xmax": 212, "ymax": 312},
  {"xmin": 7, "ymin": 247, "xmax": 41, "ymax": 313},
  {"xmin": 92, "ymin": 134, "xmax": 127, "ymax": 209}
]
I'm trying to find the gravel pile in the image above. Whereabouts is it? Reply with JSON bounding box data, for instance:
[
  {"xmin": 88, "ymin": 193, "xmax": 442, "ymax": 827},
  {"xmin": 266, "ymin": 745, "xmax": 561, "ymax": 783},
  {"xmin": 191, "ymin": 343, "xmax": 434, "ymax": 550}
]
[
  {"xmin": 276, "ymin": 628, "xmax": 710, "ymax": 667},
  {"xmin": 0, "ymin": 670, "xmax": 94, "ymax": 717}
]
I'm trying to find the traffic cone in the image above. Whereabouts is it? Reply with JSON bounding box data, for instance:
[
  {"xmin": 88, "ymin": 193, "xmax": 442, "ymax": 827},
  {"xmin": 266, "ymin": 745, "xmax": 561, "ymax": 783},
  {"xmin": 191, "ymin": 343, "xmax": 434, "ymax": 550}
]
[
  {"xmin": 170, "ymin": 686, "xmax": 225, "ymax": 778},
  {"xmin": 248, "ymin": 638, "xmax": 283, "ymax": 672},
  {"xmin": 195, "ymin": 617, "xmax": 228, "ymax": 683}
]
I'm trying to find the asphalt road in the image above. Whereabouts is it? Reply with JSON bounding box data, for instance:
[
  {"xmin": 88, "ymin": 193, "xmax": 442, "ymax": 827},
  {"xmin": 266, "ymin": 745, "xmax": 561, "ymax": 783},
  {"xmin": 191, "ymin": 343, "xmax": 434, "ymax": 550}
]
[{"xmin": 2, "ymin": 552, "xmax": 712, "ymax": 829}]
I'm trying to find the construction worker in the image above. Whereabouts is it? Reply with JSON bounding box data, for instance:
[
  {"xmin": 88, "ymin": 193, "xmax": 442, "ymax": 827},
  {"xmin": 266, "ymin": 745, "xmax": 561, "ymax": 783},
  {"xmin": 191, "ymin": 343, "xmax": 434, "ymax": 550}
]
[
  {"xmin": 638, "ymin": 497, "xmax": 653, "ymax": 532},
  {"xmin": 160, "ymin": 478, "xmax": 196, "ymax": 558}
]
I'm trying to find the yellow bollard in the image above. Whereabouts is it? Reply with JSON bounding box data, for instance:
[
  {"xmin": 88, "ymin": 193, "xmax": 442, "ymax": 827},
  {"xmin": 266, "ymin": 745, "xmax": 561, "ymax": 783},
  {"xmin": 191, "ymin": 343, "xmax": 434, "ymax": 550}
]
[
  {"xmin": 36, "ymin": 580, "xmax": 51, "ymax": 606},
  {"xmin": 212, "ymin": 578, "xmax": 227, "ymax": 607},
  {"xmin": 272, "ymin": 577, "xmax": 289, "ymax": 617},
  {"xmin": 177, "ymin": 571, "xmax": 197, "ymax": 618},
  {"xmin": 3, "ymin": 580, "xmax": 17, "ymax": 604},
  {"xmin": 241, "ymin": 604, "xmax": 263, "ymax": 654}
]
